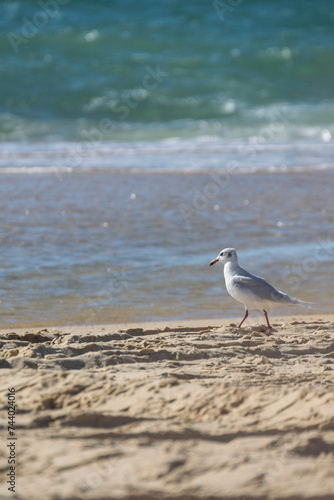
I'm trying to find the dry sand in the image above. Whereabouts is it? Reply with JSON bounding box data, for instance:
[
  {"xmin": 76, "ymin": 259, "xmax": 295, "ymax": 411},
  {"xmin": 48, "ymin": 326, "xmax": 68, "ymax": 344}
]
[{"xmin": 0, "ymin": 314, "xmax": 334, "ymax": 500}]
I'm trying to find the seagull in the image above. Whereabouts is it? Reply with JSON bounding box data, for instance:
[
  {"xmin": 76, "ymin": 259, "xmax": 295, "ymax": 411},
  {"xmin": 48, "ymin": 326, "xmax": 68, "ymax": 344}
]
[{"xmin": 209, "ymin": 248, "xmax": 313, "ymax": 335}]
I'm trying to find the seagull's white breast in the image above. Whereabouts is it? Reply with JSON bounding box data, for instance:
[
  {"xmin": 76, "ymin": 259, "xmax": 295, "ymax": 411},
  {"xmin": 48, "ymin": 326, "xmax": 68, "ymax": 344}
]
[{"xmin": 225, "ymin": 275, "xmax": 256, "ymax": 307}]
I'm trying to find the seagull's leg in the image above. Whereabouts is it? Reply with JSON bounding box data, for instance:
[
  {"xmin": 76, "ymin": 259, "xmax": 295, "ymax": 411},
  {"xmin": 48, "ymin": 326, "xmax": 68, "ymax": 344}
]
[
  {"xmin": 238, "ymin": 309, "xmax": 248, "ymax": 329},
  {"xmin": 263, "ymin": 310, "xmax": 272, "ymax": 335}
]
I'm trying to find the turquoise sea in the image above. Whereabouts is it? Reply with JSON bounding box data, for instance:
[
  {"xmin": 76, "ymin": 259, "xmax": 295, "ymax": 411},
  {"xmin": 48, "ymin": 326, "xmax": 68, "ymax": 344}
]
[{"xmin": 0, "ymin": 1, "xmax": 333, "ymax": 326}]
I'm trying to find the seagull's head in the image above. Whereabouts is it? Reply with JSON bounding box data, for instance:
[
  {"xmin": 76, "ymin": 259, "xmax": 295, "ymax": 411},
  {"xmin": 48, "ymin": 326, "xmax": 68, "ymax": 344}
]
[{"xmin": 209, "ymin": 248, "xmax": 237, "ymax": 266}]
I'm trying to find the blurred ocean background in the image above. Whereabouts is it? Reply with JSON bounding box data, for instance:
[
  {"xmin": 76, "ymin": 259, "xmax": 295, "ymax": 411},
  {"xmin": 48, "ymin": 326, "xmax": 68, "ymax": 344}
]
[{"xmin": 0, "ymin": 0, "xmax": 333, "ymax": 326}]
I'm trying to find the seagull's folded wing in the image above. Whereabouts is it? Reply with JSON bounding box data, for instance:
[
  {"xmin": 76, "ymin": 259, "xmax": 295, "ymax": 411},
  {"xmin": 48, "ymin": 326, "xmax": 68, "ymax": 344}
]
[{"xmin": 232, "ymin": 275, "xmax": 292, "ymax": 304}]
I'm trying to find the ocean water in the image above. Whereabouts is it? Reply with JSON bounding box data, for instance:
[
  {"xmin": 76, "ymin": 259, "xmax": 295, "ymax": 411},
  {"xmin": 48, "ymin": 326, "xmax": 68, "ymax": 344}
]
[
  {"xmin": 2, "ymin": 0, "xmax": 334, "ymax": 143},
  {"xmin": 0, "ymin": 0, "xmax": 333, "ymax": 326}
]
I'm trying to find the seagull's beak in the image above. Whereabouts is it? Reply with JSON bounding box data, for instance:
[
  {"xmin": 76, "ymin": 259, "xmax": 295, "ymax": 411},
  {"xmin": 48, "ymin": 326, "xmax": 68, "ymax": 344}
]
[{"xmin": 209, "ymin": 258, "xmax": 219, "ymax": 266}]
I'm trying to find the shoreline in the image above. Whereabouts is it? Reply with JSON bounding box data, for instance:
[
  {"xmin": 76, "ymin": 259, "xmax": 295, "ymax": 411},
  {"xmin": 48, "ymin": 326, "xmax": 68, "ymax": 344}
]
[{"xmin": 1, "ymin": 311, "xmax": 331, "ymax": 335}]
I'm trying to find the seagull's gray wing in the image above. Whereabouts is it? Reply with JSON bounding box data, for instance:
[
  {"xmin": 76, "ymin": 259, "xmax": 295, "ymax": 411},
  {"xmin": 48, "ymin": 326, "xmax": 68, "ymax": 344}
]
[{"xmin": 232, "ymin": 274, "xmax": 293, "ymax": 304}]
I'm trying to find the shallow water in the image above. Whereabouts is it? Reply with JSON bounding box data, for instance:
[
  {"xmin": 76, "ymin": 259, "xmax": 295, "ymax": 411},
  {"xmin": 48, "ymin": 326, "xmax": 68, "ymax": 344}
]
[
  {"xmin": 0, "ymin": 168, "xmax": 333, "ymax": 327},
  {"xmin": 1, "ymin": 0, "xmax": 333, "ymax": 326}
]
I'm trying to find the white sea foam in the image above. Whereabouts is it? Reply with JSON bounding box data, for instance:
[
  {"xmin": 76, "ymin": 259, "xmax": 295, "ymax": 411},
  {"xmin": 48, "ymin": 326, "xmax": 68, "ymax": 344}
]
[{"xmin": 0, "ymin": 138, "xmax": 333, "ymax": 174}]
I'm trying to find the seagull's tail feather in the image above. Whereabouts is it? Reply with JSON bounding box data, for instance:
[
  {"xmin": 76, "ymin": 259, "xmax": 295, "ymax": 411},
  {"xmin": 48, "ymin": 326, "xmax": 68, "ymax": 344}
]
[
  {"xmin": 282, "ymin": 293, "xmax": 315, "ymax": 309},
  {"xmin": 291, "ymin": 299, "xmax": 315, "ymax": 309}
]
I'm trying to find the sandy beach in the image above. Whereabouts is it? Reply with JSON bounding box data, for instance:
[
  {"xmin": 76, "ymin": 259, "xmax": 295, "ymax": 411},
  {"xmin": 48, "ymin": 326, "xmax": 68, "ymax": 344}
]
[{"xmin": 0, "ymin": 313, "xmax": 333, "ymax": 500}]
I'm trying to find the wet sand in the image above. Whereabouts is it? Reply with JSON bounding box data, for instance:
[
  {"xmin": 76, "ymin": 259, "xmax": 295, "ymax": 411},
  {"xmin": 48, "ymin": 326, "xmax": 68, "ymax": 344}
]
[{"xmin": 0, "ymin": 314, "xmax": 334, "ymax": 499}]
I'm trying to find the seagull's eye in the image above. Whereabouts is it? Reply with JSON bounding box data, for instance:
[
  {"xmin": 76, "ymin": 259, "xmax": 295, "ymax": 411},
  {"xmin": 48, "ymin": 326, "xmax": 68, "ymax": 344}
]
[{"xmin": 220, "ymin": 252, "xmax": 225, "ymax": 257}]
